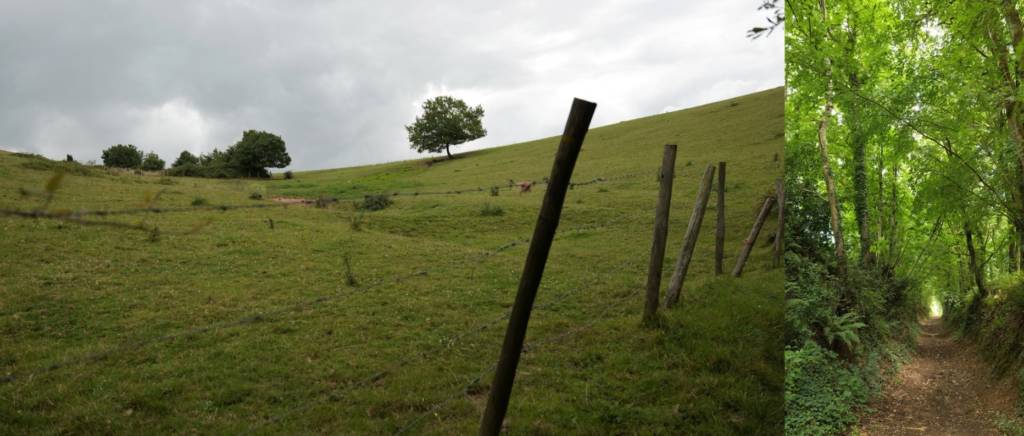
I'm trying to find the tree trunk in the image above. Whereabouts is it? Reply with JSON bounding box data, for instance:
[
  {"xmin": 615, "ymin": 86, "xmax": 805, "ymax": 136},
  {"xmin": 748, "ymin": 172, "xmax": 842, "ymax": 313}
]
[
  {"xmin": 817, "ymin": 0, "xmax": 847, "ymax": 274},
  {"xmin": 965, "ymin": 223, "xmax": 987, "ymax": 298},
  {"xmin": 845, "ymin": 28, "xmax": 873, "ymax": 267},
  {"xmin": 1010, "ymin": 232, "xmax": 1017, "ymax": 273},
  {"xmin": 446, "ymin": 145, "xmax": 453, "ymax": 159}
]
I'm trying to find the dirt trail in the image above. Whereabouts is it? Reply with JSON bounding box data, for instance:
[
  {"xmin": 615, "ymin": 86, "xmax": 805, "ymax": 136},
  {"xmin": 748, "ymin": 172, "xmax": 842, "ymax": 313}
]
[{"xmin": 857, "ymin": 317, "xmax": 1016, "ymax": 435}]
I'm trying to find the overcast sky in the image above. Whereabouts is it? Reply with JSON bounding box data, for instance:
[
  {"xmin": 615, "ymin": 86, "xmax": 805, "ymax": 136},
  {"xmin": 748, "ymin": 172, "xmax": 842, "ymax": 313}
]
[{"xmin": 0, "ymin": 1, "xmax": 782, "ymax": 170}]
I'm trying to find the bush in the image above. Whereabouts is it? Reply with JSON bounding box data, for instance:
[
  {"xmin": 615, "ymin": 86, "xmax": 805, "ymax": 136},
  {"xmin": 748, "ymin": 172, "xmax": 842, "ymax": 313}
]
[
  {"xmin": 785, "ymin": 342, "xmax": 869, "ymax": 435},
  {"xmin": 489, "ymin": 186, "xmax": 499, "ymax": 196},
  {"xmin": 284, "ymin": 170, "xmax": 294, "ymax": 179},
  {"xmin": 141, "ymin": 152, "xmax": 165, "ymax": 171},
  {"xmin": 480, "ymin": 203, "xmax": 504, "ymax": 216},
  {"xmin": 357, "ymin": 194, "xmax": 392, "ymax": 211},
  {"xmin": 172, "ymin": 151, "xmax": 199, "ymax": 168},
  {"xmin": 249, "ymin": 192, "xmax": 263, "ymax": 200},
  {"xmin": 102, "ymin": 144, "xmax": 143, "ymax": 168},
  {"xmin": 191, "ymin": 197, "xmax": 208, "ymax": 206}
]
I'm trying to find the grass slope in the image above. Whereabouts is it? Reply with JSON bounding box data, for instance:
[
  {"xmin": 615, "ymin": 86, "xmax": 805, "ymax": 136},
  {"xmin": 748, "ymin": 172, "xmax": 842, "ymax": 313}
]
[{"xmin": 0, "ymin": 87, "xmax": 783, "ymax": 435}]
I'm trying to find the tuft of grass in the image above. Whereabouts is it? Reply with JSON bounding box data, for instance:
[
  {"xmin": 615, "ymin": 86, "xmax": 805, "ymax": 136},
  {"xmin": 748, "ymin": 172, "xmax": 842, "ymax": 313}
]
[
  {"xmin": 480, "ymin": 203, "xmax": 504, "ymax": 217},
  {"xmin": 191, "ymin": 197, "xmax": 208, "ymax": 206}
]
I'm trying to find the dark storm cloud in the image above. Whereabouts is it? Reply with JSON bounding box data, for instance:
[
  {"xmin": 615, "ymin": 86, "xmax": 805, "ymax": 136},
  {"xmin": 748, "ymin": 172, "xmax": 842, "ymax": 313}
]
[{"xmin": 0, "ymin": 1, "xmax": 782, "ymax": 170}]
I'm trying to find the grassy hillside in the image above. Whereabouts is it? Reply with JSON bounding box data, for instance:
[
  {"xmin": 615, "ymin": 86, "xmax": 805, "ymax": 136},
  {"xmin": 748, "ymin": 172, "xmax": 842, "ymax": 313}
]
[{"xmin": 0, "ymin": 87, "xmax": 784, "ymax": 434}]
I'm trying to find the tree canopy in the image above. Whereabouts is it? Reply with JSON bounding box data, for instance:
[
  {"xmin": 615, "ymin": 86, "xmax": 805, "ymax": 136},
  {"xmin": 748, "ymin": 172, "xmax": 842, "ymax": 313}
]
[
  {"xmin": 172, "ymin": 150, "xmax": 199, "ymax": 168},
  {"xmin": 785, "ymin": 0, "xmax": 1024, "ymax": 433},
  {"xmin": 140, "ymin": 151, "xmax": 165, "ymax": 171},
  {"xmin": 101, "ymin": 144, "xmax": 143, "ymax": 168},
  {"xmin": 227, "ymin": 130, "xmax": 290, "ymax": 178},
  {"xmin": 406, "ymin": 96, "xmax": 486, "ymax": 159}
]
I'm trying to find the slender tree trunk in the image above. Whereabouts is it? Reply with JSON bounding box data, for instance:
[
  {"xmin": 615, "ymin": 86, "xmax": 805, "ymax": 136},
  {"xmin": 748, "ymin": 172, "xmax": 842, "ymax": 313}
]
[
  {"xmin": 965, "ymin": 223, "xmax": 987, "ymax": 298},
  {"xmin": 446, "ymin": 145, "xmax": 453, "ymax": 159},
  {"xmin": 1010, "ymin": 232, "xmax": 1017, "ymax": 273},
  {"xmin": 845, "ymin": 28, "xmax": 873, "ymax": 267},
  {"xmin": 817, "ymin": 0, "xmax": 847, "ymax": 274}
]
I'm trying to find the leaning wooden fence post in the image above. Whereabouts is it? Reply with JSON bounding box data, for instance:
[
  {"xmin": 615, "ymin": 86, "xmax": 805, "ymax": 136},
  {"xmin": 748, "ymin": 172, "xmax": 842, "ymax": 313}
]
[
  {"xmin": 664, "ymin": 164, "xmax": 716, "ymax": 308},
  {"xmin": 714, "ymin": 161, "xmax": 726, "ymax": 275},
  {"xmin": 642, "ymin": 144, "xmax": 678, "ymax": 325},
  {"xmin": 732, "ymin": 196, "xmax": 776, "ymax": 277},
  {"xmin": 479, "ymin": 98, "xmax": 596, "ymax": 436},
  {"xmin": 773, "ymin": 178, "xmax": 785, "ymax": 267}
]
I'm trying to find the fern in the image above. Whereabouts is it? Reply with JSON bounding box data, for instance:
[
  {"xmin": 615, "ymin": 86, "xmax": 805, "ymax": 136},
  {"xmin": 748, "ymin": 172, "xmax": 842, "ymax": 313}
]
[{"xmin": 821, "ymin": 312, "xmax": 867, "ymax": 351}]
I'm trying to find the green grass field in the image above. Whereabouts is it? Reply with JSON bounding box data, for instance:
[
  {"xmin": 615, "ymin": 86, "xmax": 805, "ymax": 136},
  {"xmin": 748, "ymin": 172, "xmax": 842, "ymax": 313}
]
[{"xmin": 0, "ymin": 87, "xmax": 783, "ymax": 435}]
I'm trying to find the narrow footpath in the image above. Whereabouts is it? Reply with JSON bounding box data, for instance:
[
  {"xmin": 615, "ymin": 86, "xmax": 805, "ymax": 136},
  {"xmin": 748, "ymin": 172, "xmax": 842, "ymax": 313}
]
[{"xmin": 857, "ymin": 318, "xmax": 1017, "ymax": 435}]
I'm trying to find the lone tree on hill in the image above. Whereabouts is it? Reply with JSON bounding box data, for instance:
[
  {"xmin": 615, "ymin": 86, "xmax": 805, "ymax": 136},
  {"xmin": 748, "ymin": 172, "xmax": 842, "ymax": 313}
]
[
  {"xmin": 101, "ymin": 144, "xmax": 143, "ymax": 168},
  {"xmin": 172, "ymin": 150, "xmax": 199, "ymax": 167},
  {"xmin": 406, "ymin": 96, "xmax": 486, "ymax": 159},
  {"xmin": 227, "ymin": 130, "xmax": 290, "ymax": 178}
]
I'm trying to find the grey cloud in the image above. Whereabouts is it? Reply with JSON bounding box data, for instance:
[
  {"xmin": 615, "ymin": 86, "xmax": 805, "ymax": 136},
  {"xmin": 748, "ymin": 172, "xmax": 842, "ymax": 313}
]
[{"xmin": 0, "ymin": 0, "xmax": 782, "ymax": 170}]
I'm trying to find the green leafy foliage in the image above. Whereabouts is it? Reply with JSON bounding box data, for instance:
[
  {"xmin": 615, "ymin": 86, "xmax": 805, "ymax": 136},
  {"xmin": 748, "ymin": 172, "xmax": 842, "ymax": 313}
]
[
  {"xmin": 785, "ymin": 341, "xmax": 869, "ymax": 435},
  {"xmin": 227, "ymin": 130, "xmax": 290, "ymax": 178},
  {"xmin": 406, "ymin": 96, "xmax": 486, "ymax": 159},
  {"xmin": 101, "ymin": 144, "xmax": 143, "ymax": 168},
  {"xmin": 356, "ymin": 194, "xmax": 392, "ymax": 211},
  {"xmin": 172, "ymin": 151, "xmax": 199, "ymax": 168},
  {"xmin": 140, "ymin": 152, "xmax": 165, "ymax": 171},
  {"xmin": 166, "ymin": 131, "xmax": 289, "ymax": 179}
]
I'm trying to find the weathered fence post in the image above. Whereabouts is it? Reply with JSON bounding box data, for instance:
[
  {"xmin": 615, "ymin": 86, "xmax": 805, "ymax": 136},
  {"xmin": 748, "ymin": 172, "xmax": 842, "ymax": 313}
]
[
  {"xmin": 715, "ymin": 161, "xmax": 726, "ymax": 275},
  {"xmin": 479, "ymin": 98, "xmax": 596, "ymax": 436},
  {"xmin": 773, "ymin": 178, "xmax": 784, "ymax": 267},
  {"xmin": 732, "ymin": 196, "xmax": 776, "ymax": 277},
  {"xmin": 642, "ymin": 144, "xmax": 678, "ymax": 325},
  {"xmin": 664, "ymin": 164, "xmax": 716, "ymax": 308}
]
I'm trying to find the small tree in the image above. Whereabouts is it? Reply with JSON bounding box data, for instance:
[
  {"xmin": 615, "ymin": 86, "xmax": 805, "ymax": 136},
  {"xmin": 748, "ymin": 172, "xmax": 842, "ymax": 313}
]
[
  {"xmin": 406, "ymin": 96, "xmax": 486, "ymax": 159},
  {"xmin": 101, "ymin": 144, "xmax": 143, "ymax": 168},
  {"xmin": 172, "ymin": 150, "xmax": 199, "ymax": 167},
  {"xmin": 141, "ymin": 152, "xmax": 165, "ymax": 171},
  {"xmin": 227, "ymin": 130, "xmax": 290, "ymax": 178}
]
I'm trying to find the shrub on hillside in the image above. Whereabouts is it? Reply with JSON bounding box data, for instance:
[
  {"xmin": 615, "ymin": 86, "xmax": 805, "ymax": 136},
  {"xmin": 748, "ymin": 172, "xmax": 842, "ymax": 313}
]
[
  {"xmin": 141, "ymin": 152, "xmax": 165, "ymax": 171},
  {"xmin": 102, "ymin": 144, "xmax": 144, "ymax": 168},
  {"xmin": 785, "ymin": 341, "xmax": 869, "ymax": 435},
  {"xmin": 172, "ymin": 151, "xmax": 200, "ymax": 167},
  {"xmin": 165, "ymin": 131, "xmax": 290, "ymax": 179},
  {"xmin": 357, "ymin": 194, "xmax": 392, "ymax": 211},
  {"xmin": 284, "ymin": 170, "xmax": 294, "ymax": 179}
]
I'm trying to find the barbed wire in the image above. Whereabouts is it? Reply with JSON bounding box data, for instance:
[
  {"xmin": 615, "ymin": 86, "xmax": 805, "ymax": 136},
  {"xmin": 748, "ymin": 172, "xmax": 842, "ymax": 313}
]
[{"xmin": 1, "ymin": 172, "xmax": 646, "ymax": 227}]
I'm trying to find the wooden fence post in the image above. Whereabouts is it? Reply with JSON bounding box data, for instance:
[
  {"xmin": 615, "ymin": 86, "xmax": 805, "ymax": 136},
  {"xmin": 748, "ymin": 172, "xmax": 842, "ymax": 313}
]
[
  {"xmin": 664, "ymin": 164, "xmax": 716, "ymax": 308},
  {"xmin": 732, "ymin": 196, "xmax": 776, "ymax": 277},
  {"xmin": 773, "ymin": 178, "xmax": 784, "ymax": 267},
  {"xmin": 642, "ymin": 144, "xmax": 678, "ymax": 325},
  {"xmin": 479, "ymin": 98, "xmax": 596, "ymax": 436},
  {"xmin": 715, "ymin": 162, "xmax": 726, "ymax": 275}
]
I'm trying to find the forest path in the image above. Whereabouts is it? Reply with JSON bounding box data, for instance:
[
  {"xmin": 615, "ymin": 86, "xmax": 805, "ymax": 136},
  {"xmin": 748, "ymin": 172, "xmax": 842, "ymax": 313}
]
[{"xmin": 856, "ymin": 317, "xmax": 1016, "ymax": 435}]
